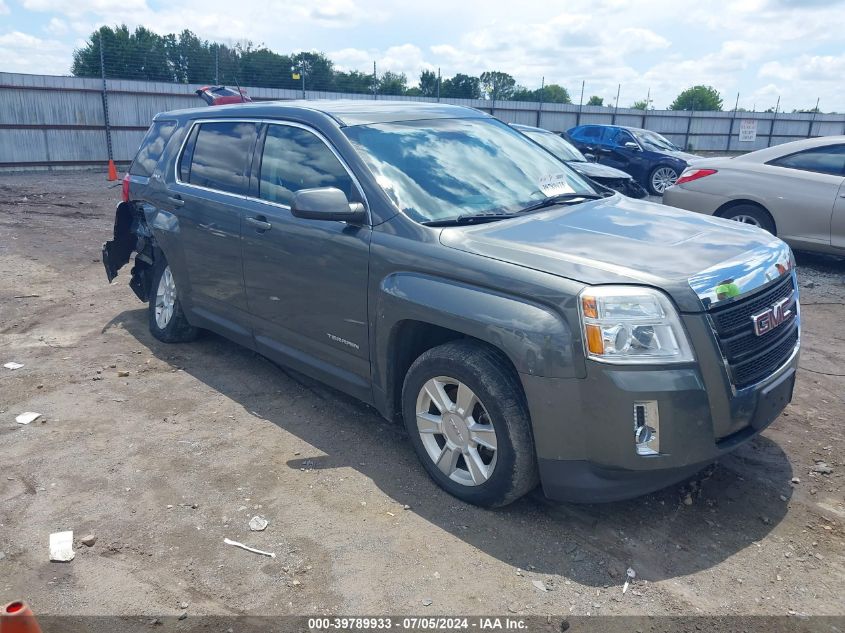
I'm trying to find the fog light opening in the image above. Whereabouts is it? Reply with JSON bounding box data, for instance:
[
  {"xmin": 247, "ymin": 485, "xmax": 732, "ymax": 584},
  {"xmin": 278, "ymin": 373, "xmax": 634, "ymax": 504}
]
[{"xmin": 633, "ymin": 401, "xmax": 660, "ymax": 456}]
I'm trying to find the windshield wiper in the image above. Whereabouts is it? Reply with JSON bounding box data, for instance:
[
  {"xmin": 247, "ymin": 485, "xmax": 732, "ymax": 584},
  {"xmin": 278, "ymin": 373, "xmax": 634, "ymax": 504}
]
[
  {"xmin": 421, "ymin": 212, "xmax": 518, "ymax": 227},
  {"xmin": 516, "ymin": 192, "xmax": 607, "ymax": 214}
]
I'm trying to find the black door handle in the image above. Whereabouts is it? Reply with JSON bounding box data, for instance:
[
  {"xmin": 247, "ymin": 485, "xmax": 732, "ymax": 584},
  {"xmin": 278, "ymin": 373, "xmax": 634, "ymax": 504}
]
[
  {"xmin": 245, "ymin": 216, "xmax": 272, "ymax": 232},
  {"xmin": 167, "ymin": 195, "xmax": 184, "ymax": 207}
]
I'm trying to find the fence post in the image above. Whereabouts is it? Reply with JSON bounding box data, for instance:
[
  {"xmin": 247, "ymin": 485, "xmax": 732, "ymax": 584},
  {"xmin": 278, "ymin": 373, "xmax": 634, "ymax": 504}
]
[
  {"xmin": 683, "ymin": 103, "xmax": 694, "ymax": 152},
  {"xmin": 372, "ymin": 61, "xmax": 377, "ymax": 100},
  {"xmin": 98, "ymin": 32, "xmax": 115, "ymax": 179},
  {"xmin": 214, "ymin": 45, "xmax": 219, "ymax": 84},
  {"xmin": 575, "ymin": 80, "xmax": 584, "ymax": 127},
  {"xmin": 611, "ymin": 83, "xmax": 620, "ymax": 125},
  {"xmin": 807, "ymin": 98, "xmax": 819, "ymax": 138},
  {"xmin": 536, "ymin": 76, "xmax": 544, "ymax": 127},
  {"xmin": 727, "ymin": 92, "xmax": 739, "ymax": 153},
  {"xmin": 767, "ymin": 96, "xmax": 780, "ymax": 148},
  {"xmin": 436, "ymin": 67, "xmax": 441, "ymax": 103}
]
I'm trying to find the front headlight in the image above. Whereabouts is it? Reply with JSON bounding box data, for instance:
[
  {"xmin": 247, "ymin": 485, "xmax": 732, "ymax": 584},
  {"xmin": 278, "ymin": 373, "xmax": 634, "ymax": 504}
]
[{"xmin": 578, "ymin": 286, "xmax": 694, "ymax": 364}]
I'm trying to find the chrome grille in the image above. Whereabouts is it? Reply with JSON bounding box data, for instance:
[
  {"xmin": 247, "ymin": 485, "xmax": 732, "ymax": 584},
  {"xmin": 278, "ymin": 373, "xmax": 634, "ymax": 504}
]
[{"xmin": 708, "ymin": 274, "xmax": 798, "ymax": 389}]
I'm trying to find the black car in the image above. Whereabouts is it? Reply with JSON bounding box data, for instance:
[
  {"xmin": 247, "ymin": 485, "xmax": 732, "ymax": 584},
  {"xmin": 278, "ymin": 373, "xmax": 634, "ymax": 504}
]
[
  {"xmin": 512, "ymin": 124, "xmax": 647, "ymax": 198},
  {"xmin": 566, "ymin": 124, "xmax": 699, "ymax": 195}
]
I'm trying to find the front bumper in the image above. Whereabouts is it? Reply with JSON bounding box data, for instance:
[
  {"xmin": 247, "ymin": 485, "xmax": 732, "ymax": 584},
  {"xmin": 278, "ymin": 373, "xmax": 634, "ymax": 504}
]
[{"xmin": 522, "ymin": 316, "xmax": 799, "ymax": 503}]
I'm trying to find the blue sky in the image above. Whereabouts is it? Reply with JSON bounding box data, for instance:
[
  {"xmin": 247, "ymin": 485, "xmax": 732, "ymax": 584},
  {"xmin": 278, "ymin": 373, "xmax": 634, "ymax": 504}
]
[{"xmin": 1, "ymin": 0, "xmax": 843, "ymax": 111}]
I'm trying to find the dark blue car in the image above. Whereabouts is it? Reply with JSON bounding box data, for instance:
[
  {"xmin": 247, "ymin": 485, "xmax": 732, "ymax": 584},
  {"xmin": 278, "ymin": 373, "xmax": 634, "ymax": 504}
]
[{"xmin": 566, "ymin": 124, "xmax": 699, "ymax": 195}]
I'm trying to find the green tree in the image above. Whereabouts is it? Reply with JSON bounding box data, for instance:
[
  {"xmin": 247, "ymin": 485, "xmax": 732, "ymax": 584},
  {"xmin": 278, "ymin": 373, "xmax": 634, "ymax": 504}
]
[
  {"xmin": 335, "ymin": 69, "xmax": 373, "ymax": 94},
  {"xmin": 72, "ymin": 25, "xmax": 172, "ymax": 81},
  {"xmin": 291, "ymin": 51, "xmax": 334, "ymax": 91},
  {"xmin": 669, "ymin": 85, "xmax": 723, "ymax": 111},
  {"xmin": 440, "ymin": 73, "xmax": 481, "ymax": 99},
  {"xmin": 586, "ymin": 95, "xmax": 604, "ymax": 106},
  {"xmin": 418, "ymin": 70, "xmax": 438, "ymax": 97},
  {"xmin": 480, "ymin": 70, "xmax": 516, "ymax": 101},
  {"xmin": 543, "ymin": 84, "xmax": 571, "ymax": 104},
  {"xmin": 631, "ymin": 99, "xmax": 649, "ymax": 110},
  {"xmin": 378, "ymin": 70, "xmax": 407, "ymax": 96}
]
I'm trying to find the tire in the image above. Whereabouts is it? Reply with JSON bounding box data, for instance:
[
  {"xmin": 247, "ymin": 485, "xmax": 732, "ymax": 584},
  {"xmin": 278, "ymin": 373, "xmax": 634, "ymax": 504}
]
[
  {"xmin": 648, "ymin": 165, "xmax": 679, "ymax": 195},
  {"xmin": 719, "ymin": 203, "xmax": 776, "ymax": 234},
  {"xmin": 402, "ymin": 340, "xmax": 538, "ymax": 508},
  {"xmin": 148, "ymin": 256, "xmax": 199, "ymax": 343}
]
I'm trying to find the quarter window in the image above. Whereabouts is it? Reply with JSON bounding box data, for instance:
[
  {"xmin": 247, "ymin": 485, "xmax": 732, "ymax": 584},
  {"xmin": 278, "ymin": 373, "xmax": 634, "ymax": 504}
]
[
  {"xmin": 580, "ymin": 126, "xmax": 602, "ymax": 140},
  {"xmin": 259, "ymin": 125, "xmax": 357, "ymax": 206},
  {"xmin": 130, "ymin": 120, "xmax": 177, "ymax": 178},
  {"xmin": 187, "ymin": 121, "xmax": 258, "ymax": 195},
  {"xmin": 768, "ymin": 145, "xmax": 845, "ymax": 177}
]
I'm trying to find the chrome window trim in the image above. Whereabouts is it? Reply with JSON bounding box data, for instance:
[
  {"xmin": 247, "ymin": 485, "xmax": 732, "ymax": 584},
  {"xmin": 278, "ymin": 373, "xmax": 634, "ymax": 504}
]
[{"xmin": 173, "ymin": 117, "xmax": 371, "ymax": 223}]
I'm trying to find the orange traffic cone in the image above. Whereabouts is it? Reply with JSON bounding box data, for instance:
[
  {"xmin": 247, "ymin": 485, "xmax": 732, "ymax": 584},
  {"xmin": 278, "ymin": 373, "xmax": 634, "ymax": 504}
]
[
  {"xmin": 1, "ymin": 601, "xmax": 43, "ymax": 633},
  {"xmin": 107, "ymin": 159, "xmax": 118, "ymax": 181}
]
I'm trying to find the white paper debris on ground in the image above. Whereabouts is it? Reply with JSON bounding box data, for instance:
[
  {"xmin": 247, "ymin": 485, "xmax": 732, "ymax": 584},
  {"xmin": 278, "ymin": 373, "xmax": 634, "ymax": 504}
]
[
  {"xmin": 531, "ymin": 579, "xmax": 548, "ymax": 592},
  {"xmin": 49, "ymin": 531, "xmax": 75, "ymax": 562},
  {"xmin": 622, "ymin": 567, "xmax": 636, "ymax": 594},
  {"xmin": 248, "ymin": 516, "xmax": 268, "ymax": 531},
  {"xmin": 223, "ymin": 538, "xmax": 275, "ymax": 558},
  {"xmin": 4, "ymin": 362, "xmax": 24, "ymax": 370},
  {"xmin": 16, "ymin": 412, "xmax": 41, "ymax": 425}
]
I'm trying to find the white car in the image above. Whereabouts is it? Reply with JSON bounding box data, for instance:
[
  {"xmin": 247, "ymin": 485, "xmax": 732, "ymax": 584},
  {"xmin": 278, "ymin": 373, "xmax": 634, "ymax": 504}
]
[{"xmin": 663, "ymin": 136, "xmax": 845, "ymax": 255}]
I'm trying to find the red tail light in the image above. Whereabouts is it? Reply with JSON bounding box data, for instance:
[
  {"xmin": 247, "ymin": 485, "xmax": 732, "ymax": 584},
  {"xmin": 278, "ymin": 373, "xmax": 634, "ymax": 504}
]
[
  {"xmin": 121, "ymin": 173, "xmax": 130, "ymax": 202},
  {"xmin": 676, "ymin": 168, "xmax": 717, "ymax": 185}
]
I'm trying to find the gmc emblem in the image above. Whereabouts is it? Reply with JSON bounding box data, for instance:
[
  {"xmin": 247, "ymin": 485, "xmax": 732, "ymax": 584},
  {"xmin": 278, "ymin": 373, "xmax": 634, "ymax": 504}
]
[{"xmin": 751, "ymin": 297, "xmax": 791, "ymax": 336}]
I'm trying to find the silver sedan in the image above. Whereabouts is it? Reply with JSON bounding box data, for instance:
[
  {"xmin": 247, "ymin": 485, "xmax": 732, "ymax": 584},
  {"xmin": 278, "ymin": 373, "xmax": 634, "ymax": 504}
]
[{"xmin": 663, "ymin": 136, "xmax": 845, "ymax": 255}]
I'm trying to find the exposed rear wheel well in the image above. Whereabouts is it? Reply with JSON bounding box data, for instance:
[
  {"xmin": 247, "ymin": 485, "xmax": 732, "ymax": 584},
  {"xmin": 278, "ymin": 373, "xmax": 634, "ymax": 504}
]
[
  {"xmin": 715, "ymin": 200, "xmax": 777, "ymax": 234},
  {"xmin": 387, "ymin": 321, "xmax": 521, "ymax": 423}
]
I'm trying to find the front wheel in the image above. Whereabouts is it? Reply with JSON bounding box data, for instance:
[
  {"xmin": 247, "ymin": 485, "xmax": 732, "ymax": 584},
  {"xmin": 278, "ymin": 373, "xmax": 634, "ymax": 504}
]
[
  {"xmin": 719, "ymin": 204, "xmax": 776, "ymax": 234},
  {"xmin": 402, "ymin": 341, "xmax": 538, "ymax": 508},
  {"xmin": 648, "ymin": 165, "xmax": 679, "ymax": 195},
  {"xmin": 148, "ymin": 257, "xmax": 198, "ymax": 343}
]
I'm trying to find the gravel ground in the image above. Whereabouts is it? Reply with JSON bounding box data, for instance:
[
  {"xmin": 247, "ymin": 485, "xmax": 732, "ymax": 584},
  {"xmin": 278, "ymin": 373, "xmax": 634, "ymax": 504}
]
[{"xmin": 0, "ymin": 171, "xmax": 843, "ymax": 620}]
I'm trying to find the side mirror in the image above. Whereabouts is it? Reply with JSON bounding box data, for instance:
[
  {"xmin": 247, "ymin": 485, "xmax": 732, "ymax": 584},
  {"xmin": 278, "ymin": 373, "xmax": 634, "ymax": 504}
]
[
  {"xmin": 624, "ymin": 141, "xmax": 640, "ymax": 150},
  {"xmin": 291, "ymin": 187, "xmax": 366, "ymax": 223}
]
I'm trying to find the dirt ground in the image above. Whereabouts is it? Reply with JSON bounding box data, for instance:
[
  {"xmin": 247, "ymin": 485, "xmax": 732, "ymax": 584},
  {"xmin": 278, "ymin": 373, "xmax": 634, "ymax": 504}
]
[{"xmin": 1, "ymin": 171, "xmax": 843, "ymax": 619}]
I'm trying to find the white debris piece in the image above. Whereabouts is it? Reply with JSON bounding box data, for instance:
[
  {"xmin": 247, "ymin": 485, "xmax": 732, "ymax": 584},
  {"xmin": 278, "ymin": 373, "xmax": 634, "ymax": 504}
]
[
  {"xmin": 531, "ymin": 580, "xmax": 548, "ymax": 592},
  {"xmin": 4, "ymin": 362, "xmax": 24, "ymax": 370},
  {"xmin": 16, "ymin": 412, "xmax": 41, "ymax": 425},
  {"xmin": 49, "ymin": 531, "xmax": 75, "ymax": 562},
  {"xmin": 248, "ymin": 516, "xmax": 268, "ymax": 531},
  {"xmin": 223, "ymin": 538, "xmax": 275, "ymax": 558},
  {"xmin": 622, "ymin": 567, "xmax": 636, "ymax": 594}
]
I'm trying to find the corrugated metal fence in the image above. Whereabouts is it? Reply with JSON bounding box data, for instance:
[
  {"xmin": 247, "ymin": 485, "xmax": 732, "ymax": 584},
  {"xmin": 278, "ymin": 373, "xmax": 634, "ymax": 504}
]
[{"xmin": 2, "ymin": 71, "xmax": 845, "ymax": 170}]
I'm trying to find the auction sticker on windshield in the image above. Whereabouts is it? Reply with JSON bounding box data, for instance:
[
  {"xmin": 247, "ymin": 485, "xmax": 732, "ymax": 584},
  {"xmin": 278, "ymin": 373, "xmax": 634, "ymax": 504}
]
[{"xmin": 538, "ymin": 173, "xmax": 575, "ymax": 197}]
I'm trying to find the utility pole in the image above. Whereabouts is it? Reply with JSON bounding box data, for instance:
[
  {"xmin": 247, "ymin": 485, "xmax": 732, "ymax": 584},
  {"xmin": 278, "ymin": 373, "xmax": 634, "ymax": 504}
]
[
  {"xmin": 373, "ymin": 61, "xmax": 377, "ymax": 99},
  {"xmin": 214, "ymin": 45, "xmax": 219, "ymax": 84},
  {"xmin": 436, "ymin": 67, "xmax": 441, "ymax": 102},
  {"xmin": 642, "ymin": 87, "xmax": 650, "ymax": 127}
]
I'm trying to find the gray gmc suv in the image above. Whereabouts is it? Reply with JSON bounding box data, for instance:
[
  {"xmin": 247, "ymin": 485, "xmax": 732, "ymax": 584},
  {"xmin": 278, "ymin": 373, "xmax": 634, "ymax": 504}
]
[{"xmin": 104, "ymin": 101, "xmax": 800, "ymax": 507}]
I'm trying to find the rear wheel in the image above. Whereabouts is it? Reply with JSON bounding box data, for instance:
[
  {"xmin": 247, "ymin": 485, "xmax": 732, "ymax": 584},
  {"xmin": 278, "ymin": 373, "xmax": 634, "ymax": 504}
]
[
  {"xmin": 402, "ymin": 341, "xmax": 538, "ymax": 507},
  {"xmin": 719, "ymin": 204, "xmax": 776, "ymax": 234},
  {"xmin": 648, "ymin": 165, "xmax": 679, "ymax": 195},
  {"xmin": 148, "ymin": 257, "xmax": 198, "ymax": 343}
]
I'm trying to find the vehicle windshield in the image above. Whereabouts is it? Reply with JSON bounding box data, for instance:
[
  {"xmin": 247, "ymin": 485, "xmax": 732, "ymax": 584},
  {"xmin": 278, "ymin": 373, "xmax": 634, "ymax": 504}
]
[
  {"xmin": 343, "ymin": 117, "xmax": 596, "ymax": 223},
  {"xmin": 632, "ymin": 129, "xmax": 680, "ymax": 152},
  {"xmin": 523, "ymin": 130, "xmax": 587, "ymax": 162}
]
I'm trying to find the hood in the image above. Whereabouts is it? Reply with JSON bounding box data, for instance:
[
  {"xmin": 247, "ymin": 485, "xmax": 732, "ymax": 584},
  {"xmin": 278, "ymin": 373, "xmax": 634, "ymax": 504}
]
[
  {"xmin": 568, "ymin": 161, "xmax": 632, "ymax": 180},
  {"xmin": 663, "ymin": 149, "xmax": 699, "ymax": 162},
  {"xmin": 439, "ymin": 196, "xmax": 787, "ymax": 312}
]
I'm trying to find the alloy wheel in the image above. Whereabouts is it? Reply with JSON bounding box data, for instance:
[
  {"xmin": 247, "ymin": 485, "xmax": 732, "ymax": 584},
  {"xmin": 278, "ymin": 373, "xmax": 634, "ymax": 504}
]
[
  {"xmin": 729, "ymin": 214, "xmax": 762, "ymax": 227},
  {"xmin": 651, "ymin": 167, "xmax": 678, "ymax": 194},
  {"xmin": 155, "ymin": 265, "xmax": 176, "ymax": 329},
  {"xmin": 415, "ymin": 376, "xmax": 498, "ymax": 487}
]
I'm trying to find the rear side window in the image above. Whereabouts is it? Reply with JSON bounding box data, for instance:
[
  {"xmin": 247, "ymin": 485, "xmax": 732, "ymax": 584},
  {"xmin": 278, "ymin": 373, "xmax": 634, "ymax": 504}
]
[
  {"xmin": 579, "ymin": 126, "xmax": 602, "ymax": 141},
  {"xmin": 186, "ymin": 121, "xmax": 258, "ymax": 195},
  {"xmin": 768, "ymin": 145, "xmax": 845, "ymax": 177},
  {"xmin": 258, "ymin": 124, "xmax": 358, "ymax": 206},
  {"xmin": 129, "ymin": 120, "xmax": 177, "ymax": 177}
]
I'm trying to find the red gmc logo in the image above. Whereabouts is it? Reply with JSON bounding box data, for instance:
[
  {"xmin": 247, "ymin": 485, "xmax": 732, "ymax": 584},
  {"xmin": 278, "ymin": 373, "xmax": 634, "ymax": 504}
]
[{"xmin": 751, "ymin": 297, "xmax": 791, "ymax": 336}]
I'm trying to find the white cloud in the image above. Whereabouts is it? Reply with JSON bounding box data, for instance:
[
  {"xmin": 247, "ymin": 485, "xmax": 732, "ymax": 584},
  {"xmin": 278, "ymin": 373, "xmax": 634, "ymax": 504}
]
[
  {"xmin": 0, "ymin": 31, "xmax": 72, "ymax": 74},
  {"xmin": 0, "ymin": 0, "xmax": 9, "ymax": 15}
]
